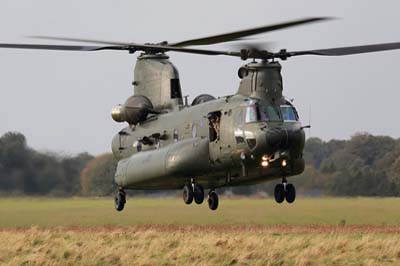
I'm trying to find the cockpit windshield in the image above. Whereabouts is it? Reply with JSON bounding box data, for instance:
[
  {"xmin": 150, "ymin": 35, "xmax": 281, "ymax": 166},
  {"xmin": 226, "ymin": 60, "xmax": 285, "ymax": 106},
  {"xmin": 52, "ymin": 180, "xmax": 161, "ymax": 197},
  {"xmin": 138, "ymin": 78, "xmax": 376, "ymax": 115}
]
[
  {"xmin": 245, "ymin": 104, "xmax": 281, "ymax": 123},
  {"xmin": 244, "ymin": 102, "xmax": 298, "ymax": 123},
  {"xmin": 260, "ymin": 105, "xmax": 281, "ymax": 121}
]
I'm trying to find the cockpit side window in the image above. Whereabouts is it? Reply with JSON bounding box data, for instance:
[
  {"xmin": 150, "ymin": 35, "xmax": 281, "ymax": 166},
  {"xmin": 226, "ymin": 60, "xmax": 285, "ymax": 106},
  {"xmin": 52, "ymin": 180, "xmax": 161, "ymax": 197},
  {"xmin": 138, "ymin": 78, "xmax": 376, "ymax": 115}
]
[
  {"xmin": 245, "ymin": 105, "xmax": 260, "ymax": 123},
  {"xmin": 280, "ymin": 105, "xmax": 298, "ymax": 121}
]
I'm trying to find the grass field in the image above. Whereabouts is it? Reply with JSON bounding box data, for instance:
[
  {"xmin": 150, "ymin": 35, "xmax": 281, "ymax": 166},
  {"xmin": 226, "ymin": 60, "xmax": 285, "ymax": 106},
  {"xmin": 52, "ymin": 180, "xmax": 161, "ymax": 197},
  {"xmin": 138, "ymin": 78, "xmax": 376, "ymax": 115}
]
[
  {"xmin": 1, "ymin": 197, "xmax": 400, "ymax": 265},
  {"xmin": 1, "ymin": 197, "xmax": 400, "ymax": 227}
]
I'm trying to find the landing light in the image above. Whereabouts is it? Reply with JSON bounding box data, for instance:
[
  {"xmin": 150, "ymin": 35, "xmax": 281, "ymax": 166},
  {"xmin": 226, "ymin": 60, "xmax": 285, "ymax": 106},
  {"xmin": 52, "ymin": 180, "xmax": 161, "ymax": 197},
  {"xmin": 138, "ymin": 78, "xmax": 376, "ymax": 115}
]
[
  {"xmin": 261, "ymin": 160, "xmax": 269, "ymax": 167},
  {"xmin": 281, "ymin": 160, "xmax": 287, "ymax": 167},
  {"xmin": 261, "ymin": 155, "xmax": 269, "ymax": 161}
]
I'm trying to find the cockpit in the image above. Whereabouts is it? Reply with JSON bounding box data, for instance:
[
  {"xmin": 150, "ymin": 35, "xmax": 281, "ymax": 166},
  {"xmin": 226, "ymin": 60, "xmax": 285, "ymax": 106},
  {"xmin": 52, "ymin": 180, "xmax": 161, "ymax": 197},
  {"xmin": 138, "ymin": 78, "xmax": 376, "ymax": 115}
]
[{"xmin": 244, "ymin": 101, "xmax": 299, "ymax": 123}]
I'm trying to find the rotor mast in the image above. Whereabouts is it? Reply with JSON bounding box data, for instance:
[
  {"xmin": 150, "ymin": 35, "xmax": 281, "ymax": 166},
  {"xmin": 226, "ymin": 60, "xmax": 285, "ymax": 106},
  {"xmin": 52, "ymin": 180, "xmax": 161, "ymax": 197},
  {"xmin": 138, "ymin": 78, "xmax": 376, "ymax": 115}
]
[
  {"xmin": 237, "ymin": 61, "xmax": 284, "ymax": 104},
  {"xmin": 133, "ymin": 53, "xmax": 183, "ymax": 111}
]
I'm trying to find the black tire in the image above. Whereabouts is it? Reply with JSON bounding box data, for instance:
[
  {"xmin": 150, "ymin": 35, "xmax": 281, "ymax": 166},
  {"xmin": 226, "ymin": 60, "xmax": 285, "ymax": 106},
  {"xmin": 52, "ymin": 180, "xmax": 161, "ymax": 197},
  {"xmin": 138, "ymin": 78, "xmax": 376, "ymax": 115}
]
[
  {"xmin": 183, "ymin": 184, "xmax": 194, "ymax": 204},
  {"xmin": 193, "ymin": 184, "xmax": 204, "ymax": 204},
  {"xmin": 114, "ymin": 191, "xmax": 125, "ymax": 211},
  {"xmin": 285, "ymin": 183, "xmax": 296, "ymax": 203},
  {"xmin": 274, "ymin": 184, "xmax": 285, "ymax": 204},
  {"xmin": 207, "ymin": 191, "xmax": 219, "ymax": 211}
]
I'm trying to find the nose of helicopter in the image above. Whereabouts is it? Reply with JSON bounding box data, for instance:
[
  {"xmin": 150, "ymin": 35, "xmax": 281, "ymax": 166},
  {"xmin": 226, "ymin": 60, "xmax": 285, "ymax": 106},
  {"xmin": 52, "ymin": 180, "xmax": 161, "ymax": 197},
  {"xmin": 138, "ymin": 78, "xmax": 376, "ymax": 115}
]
[{"xmin": 264, "ymin": 127, "xmax": 305, "ymax": 156}]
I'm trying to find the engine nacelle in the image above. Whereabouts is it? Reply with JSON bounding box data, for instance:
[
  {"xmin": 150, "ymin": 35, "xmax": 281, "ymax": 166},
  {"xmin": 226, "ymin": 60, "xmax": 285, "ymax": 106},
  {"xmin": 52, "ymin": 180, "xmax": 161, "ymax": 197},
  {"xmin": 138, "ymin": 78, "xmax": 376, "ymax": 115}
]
[
  {"xmin": 191, "ymin": 94, "xmax": 216, "ymax": 106},
  {"xmin": 111, "ymin": 95, "xmax": 153, "ymax": 125}
]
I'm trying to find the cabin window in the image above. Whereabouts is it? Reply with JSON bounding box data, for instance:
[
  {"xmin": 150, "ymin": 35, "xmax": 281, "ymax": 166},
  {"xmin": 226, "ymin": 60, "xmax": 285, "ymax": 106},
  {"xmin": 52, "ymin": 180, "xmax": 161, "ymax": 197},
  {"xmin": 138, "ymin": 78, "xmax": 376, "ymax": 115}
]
[
  {"xmin": 173, "ymin": 129, "xmax": 179, "ymax": 142},
  {"xmin": 235, "ymin": 136, "xmax": 245, "ymax": 144},
  {"xmin": 133, "ymin": 141, "xmax": 142, "ymax": 152},
  {"xmin": 170, "ymin": 79, "xmax": 182, "ymax": 99},
  {"xmin": 236, "ymin": 109, "xmax": 244, "ymax": 126},
  {"xmin": 192, "ymin": 124, "xmax": 197, "ymax": 138}
]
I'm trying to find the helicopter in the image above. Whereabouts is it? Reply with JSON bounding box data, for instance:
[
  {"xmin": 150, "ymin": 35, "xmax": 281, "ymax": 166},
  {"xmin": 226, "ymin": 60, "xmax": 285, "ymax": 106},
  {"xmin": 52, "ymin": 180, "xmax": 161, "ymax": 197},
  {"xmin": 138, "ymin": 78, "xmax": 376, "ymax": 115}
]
[{"xmin": 2, "ymin": 17, "xmax": 400, "ymax": 211}]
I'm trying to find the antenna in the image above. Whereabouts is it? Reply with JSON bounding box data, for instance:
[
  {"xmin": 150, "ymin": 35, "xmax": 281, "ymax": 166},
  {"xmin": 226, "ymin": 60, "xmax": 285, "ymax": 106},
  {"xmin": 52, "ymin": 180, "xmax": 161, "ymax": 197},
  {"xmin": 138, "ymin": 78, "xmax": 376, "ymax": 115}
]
[{"xmin": 308, "ymin": 104, "xmax": 311, "ymax": 138}]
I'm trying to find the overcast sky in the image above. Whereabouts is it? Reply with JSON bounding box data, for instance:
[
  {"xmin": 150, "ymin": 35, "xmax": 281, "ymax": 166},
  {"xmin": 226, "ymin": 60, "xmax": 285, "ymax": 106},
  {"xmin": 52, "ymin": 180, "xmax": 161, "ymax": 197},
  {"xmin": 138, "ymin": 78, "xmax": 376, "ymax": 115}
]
[{"xmin": 1, "ymin": 0, "xmax": 400, "ymax": 155}]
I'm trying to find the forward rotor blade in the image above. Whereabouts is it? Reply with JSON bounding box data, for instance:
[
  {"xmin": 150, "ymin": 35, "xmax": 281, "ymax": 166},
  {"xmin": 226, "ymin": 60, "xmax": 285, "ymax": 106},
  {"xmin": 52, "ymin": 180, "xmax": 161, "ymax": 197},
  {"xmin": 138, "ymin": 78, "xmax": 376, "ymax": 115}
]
[
  {"xmin": 0, "ymin": 43, "xmax": 117, "ymax": 51},
  {"xmin": 0, "ymin": 42, "xmax": 243, "ymax": 58},
  {"xmin": 29, "ymin": 36, "xmax": 127, "ymax": 46},
  {"xmin": 287, "ymin": 42, "xmax": 400, "ymax": 57},
  {"xmin": 170, "ymin": 17, "xmax": 332, "ymax": 47}
]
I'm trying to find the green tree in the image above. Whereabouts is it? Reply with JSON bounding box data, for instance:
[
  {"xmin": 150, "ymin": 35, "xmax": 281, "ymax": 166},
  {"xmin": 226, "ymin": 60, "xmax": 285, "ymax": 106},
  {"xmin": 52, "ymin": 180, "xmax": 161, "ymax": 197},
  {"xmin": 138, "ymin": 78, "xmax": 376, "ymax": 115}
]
[
  {"xmin": 80, "ymin": 153, "xmax": 117, "ymax": 196},
  {"xmin": 0, "ymin": 132, "xmax": 93, "ymax": 196}
]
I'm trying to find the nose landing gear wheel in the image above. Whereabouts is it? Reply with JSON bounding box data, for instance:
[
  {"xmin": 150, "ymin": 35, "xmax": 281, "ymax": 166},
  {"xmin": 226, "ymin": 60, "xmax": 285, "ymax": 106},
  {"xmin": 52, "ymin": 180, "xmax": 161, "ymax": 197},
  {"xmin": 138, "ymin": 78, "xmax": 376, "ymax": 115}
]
[
  {"xmin": 207, "ymin": 190, "xmax": 219, "ymax": 211},
  {"xmin": 183, "ymin": 184, "xmax": 194, "ymax": 204},
  {"xmin": 115, "ymin": 190, "xmax": 126, "ymax": 211},
  {"xmin": 193, "ymin": 184, "xmax": 204, "ymax": 204},
  {"xmin": 274, "ymin": 184, "xmax": 285, "ymax": 203}
]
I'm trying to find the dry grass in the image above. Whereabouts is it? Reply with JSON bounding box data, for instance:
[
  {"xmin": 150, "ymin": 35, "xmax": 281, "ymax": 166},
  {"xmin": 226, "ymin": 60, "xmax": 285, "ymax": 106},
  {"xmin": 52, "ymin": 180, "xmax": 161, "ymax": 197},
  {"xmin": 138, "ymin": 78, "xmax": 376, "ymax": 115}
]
[
  {"xmin": 1, "ymin": 225, "xmax": 400, "ymax": 266},
  {"xmin": 1, "ymin": 198, "xmax": 400, "ymax": 265}
]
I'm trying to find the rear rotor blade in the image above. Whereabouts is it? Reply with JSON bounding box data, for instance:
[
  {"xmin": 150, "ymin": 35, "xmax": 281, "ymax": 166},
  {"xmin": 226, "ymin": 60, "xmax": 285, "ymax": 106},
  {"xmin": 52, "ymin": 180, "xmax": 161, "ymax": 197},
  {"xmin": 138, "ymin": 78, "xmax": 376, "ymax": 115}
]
[
  {"xmin": 170, "ymin": 17, "xmax": 332, "ymax": 47},
  {"xmin": 287, "ymin": 42, "xmax": 400, "ymax": 57}
]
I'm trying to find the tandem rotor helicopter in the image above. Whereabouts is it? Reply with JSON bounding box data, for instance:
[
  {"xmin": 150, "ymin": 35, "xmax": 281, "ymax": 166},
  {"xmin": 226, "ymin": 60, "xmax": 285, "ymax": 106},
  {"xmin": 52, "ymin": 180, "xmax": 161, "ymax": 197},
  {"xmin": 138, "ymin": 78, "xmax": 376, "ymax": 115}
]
[{"xmin": 2, "ymin": 17, "xmax": 400, "ymax": 211}]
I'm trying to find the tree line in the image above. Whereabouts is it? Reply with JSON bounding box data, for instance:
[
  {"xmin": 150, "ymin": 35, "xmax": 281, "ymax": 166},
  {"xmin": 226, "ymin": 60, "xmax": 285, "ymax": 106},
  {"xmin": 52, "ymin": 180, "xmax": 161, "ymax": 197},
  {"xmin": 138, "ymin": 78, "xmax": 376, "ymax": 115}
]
[{"xmin": 0, "ymin": 131, "xmax": 399, "ymax": 197}]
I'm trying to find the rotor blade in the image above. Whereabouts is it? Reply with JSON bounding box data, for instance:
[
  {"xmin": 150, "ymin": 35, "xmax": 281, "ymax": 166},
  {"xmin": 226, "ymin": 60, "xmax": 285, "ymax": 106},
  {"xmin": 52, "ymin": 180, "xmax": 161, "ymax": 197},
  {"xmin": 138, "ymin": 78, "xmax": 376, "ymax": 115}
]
[
  {"xmin": 228, "ymin": 41, "xmax": 276, "ymax": 52},
  {"xmin": 0, "ymin": 43, "xmax": 116, "ymax": 51},
  {"xmin": 29, "ymin": 36, "xmax": 127, "ymax": 46},
  {"xmin": 0, "ymin": 42, "xmax": 243, "ymax": 58},
  {"xmin": 162, "ymin": 47, "xmax": 240, "ymax": 56},
  {"xmin": 287, "ymin": 42, "xmax": 400, "ymax": 57},
  {"xmin": 170, "ymin": 17, "xmax": 332, "ymax": 47}
]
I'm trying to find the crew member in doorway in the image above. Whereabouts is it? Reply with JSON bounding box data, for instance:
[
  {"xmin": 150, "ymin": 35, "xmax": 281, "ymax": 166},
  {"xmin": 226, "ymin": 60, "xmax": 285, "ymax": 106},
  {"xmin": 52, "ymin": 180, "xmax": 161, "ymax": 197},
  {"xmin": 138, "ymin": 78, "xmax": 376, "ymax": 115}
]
[{"xmin": 209, "ymin": 113, "xmax": 221, "ymax": 141}]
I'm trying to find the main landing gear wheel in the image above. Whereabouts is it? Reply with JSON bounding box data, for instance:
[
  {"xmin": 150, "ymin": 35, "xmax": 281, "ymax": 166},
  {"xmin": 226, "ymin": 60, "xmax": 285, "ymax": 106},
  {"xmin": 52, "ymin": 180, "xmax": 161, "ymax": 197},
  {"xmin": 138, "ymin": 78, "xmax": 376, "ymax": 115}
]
[
  {"xmin": 274, "ymin": 181, "xmax": 296, "ymax": 204},
  {"xmin": 208, "ymin": 190, "xmax": 219, "ymax": 211},
  {"xmin": 193, "ymin": 184, "xmax": 204, "ymax": 204},
  {"xmin": 115, "ymin": 190, "xmax": 126, "ymax": 211},
  {"xmin": 285, "ymin": 183, "xmax": 296, "ymax": 203},
  {"xmin": 274, "ymin": 184, "xmax": 285, "ymax": 203},
  {"xmin": 183, "ymin": 184, "xmax": 194, "ymax": 204}
]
